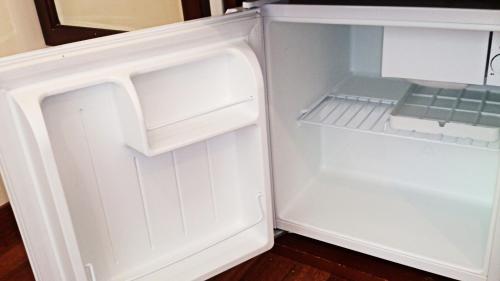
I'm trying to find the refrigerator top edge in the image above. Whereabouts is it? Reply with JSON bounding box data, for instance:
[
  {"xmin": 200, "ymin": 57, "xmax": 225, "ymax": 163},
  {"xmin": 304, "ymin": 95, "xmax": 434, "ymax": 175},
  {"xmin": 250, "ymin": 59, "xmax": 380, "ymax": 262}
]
[
  {"xmin": 262, "ymin": 4, "xmax": 500, "ymax": 30},
  {"xmin": 269, "ymin": 0, "xmax": 500, "ymax": 10}
]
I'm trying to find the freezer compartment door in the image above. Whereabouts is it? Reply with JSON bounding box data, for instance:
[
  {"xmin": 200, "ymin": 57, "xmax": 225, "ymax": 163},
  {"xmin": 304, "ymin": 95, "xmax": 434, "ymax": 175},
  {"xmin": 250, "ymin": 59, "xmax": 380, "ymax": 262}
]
[
  {"xmin": 382, "ymin": 27, "xmax": 491, "ymax": 85},
  {"xmin": 0, "ymin": 11, "xmax": 273, "ymax": 281}
]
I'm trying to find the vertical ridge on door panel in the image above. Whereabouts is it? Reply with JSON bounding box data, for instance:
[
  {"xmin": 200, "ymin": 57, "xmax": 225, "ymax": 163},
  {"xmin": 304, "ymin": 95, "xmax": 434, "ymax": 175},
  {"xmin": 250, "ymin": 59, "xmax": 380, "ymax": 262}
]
[
  {"xmin": 206, "ymin": 133, "xmax": 240, "ymax": 225},
  {"xmin": 133, "ymin": 152, "xmax": 186, "ymax": 252},
  {"xmin": 42, "ymin": 85, "xmax": 127, "ymax": 280},
  {"xmin": 132, "ymin": 157, "xmax": 155, "ymax": 250},
  {"xmin": 78, "ymin": 104, "xmax": 120, "ymax": 264},
  {"xmin": 75, "ymin": 90, "xmax": 152, "ymax": 268},
  {"xmin": 173, "ymin": 142, "xmax": 217, "ymax": 235},
  {"xmin": 204, "ymin": 141, "xmax": 219, "ymax": 222}
]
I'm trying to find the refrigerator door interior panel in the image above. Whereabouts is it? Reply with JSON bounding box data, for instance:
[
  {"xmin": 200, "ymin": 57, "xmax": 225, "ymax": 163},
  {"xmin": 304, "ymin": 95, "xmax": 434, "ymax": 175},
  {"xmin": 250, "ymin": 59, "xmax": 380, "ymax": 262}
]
[{"xmin": 0, "ymin": 11, "xmax": 273, "ymax": 281}]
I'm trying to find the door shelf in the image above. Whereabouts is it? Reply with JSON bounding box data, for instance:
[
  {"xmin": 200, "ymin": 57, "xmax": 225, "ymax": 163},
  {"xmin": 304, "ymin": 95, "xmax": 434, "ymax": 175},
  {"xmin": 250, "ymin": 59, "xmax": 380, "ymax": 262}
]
[
  {"xmin": 124, "ymin": 44, "xmax": 264, "ymax": 157},
  {"xmin": 390, "ymin": 86, "xmax": 500, "ymax": 142},
  {"xmin": 298, "ymin": 84, "xmax": 500, "ymax": 150},
  {"xmin": 143, "ymin": 97, "xmax": 258, "ymax": 156},
  {"xmin": 145, "ymin": 97, "xmax": 255, "ymax": 131}
]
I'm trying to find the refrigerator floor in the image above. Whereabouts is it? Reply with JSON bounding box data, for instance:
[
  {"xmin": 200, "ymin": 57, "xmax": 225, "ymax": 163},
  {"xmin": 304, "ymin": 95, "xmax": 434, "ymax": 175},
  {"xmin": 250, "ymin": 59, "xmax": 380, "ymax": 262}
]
[{"xmin": 276, "ymin": 169, "xmax": 491, "ymax": 275}]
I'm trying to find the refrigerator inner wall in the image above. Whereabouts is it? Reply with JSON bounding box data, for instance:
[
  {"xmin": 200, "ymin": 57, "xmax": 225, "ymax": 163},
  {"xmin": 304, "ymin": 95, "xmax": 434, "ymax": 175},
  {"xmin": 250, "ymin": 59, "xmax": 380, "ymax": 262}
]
[{"xmin": 265, "ymin": 21, "xmax": 500, "ymax": 280}]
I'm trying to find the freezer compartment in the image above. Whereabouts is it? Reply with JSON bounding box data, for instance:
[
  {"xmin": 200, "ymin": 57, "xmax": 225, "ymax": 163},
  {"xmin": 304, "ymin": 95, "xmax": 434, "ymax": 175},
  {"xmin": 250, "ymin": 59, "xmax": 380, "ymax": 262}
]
[
  {"xmin": 39, "ymin": 84, "xmax": 270, "ymax": 281},
  {"xmin": 266, "ymin": 21, "xmax": 500, "ymax": 280},
  {"xmin": 382, "ymin": 27, "xmax": 490, "ymax": 85}
]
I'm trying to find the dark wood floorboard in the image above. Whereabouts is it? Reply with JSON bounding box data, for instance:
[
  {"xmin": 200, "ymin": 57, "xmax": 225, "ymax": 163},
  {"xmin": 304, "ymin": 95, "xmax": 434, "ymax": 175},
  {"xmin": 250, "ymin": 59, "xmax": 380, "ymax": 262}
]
[
  {"xmin": 0, "ymin": 203, "xmax": 35, "ymax": 281},
  {"xmin": 0, "ymin": 202, "xmax": 456, "ymax": 281},
  {"xmin": 211, "ymin": 234, "xmax": 455, "ymax": 281}
]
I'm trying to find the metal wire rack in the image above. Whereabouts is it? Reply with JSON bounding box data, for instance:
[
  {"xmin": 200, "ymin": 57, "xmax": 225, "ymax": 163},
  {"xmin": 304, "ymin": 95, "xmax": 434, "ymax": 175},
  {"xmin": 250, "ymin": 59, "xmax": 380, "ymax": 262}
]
[{"xmin": 298, "ymin": 93, "xmax": 500, "ymax": 150}]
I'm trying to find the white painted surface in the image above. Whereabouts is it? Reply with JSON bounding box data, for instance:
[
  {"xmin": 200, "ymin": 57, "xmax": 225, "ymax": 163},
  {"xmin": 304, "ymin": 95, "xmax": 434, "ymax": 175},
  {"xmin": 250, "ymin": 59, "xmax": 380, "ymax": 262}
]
[
  {"xmin": 0, "ymin": 178, "xmax": 7, "ymax": 206},
  {"xmin": 0, "ymin": 0, "xmax": 45, "ymax": 57},
  {"xmin": 54, "ymin": 0, "xmax": 225, "ymax": 30},
  {"xmin": 382, "ymin": 27, "xmax": 490, "ymax": 85},
  {"xmin": 210, "ymin": 0, "xmax": 224, "ymax": 16}
]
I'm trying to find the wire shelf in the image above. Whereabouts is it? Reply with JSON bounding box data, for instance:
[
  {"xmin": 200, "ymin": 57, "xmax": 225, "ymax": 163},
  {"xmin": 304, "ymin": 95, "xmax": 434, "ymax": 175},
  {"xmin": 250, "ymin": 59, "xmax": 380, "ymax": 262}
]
[
  {"xmin": 298, "ymin": 94, "xmax": 500, "ymax": 150},
  {"xmin": 299, "ymin": 95, "xmax": 396, "ymax": 132}
]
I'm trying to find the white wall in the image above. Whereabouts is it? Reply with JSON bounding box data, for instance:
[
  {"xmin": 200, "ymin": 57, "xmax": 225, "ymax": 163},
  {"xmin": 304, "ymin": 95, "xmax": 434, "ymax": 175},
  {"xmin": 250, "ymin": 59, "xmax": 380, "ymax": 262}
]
[
  {"xmin": 0, "ymin": 180, "xmax": 7, "ymax": 206},
  {"xmin": 0, "ymin": 0, "xmax": 45, "ymax": 205},
  {"xmin": 0, "ymin": 0, "xmax": 45, "ymax": 57},
  {"xmin": 54, "ymin": 0, "xmax": 186, "ymax": 31}
]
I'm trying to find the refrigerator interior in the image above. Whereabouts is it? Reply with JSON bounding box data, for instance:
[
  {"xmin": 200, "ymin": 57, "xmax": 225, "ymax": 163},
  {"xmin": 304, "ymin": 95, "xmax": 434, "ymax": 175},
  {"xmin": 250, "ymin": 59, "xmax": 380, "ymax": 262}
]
[{"xmin": 265, "ymin": 21, "xmax": 500, "ymax": 278}]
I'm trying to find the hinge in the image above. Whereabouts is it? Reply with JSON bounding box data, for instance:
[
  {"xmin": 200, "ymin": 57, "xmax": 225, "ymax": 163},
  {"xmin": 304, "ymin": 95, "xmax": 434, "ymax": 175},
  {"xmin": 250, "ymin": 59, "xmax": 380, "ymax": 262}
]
[{"xmin": 242, "ymin": 0, "xmax": 280, "ymax": 9}]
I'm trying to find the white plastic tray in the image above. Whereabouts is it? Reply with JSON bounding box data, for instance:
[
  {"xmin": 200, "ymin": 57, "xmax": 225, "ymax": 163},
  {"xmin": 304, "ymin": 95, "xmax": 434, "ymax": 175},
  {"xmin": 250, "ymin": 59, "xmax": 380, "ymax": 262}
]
[{"xmin": 390, "ymin": 86, "xmax": 500, "ymax": 142}]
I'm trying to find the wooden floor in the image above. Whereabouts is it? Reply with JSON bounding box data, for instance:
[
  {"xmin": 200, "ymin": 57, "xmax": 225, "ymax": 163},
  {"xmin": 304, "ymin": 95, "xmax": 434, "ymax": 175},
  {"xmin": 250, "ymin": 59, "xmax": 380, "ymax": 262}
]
[
  {"xmin": 211, "ymin": 233, "xmax": 455, "ymax": 281},
  {"xmin": 0, "ymin": 203, "xmax": 35, "ymax": 281},
  {"xmin": 0, "ymin": 203, "xmax": 454, "ymax": 281}
]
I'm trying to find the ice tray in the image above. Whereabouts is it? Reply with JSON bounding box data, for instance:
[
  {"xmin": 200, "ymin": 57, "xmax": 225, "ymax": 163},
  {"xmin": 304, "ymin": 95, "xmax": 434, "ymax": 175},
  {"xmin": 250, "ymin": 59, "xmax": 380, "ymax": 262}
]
[{"xmin": 390, "ymin": 85, "xmax": 500, "ymax": 142}]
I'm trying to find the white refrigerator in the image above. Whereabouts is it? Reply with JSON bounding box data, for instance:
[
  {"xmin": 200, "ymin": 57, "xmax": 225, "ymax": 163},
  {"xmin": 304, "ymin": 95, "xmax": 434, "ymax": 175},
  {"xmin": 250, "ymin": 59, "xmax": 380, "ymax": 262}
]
[{"xmin": 1, "ymin": 3, "xmax": 500, "ymax": 281}]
